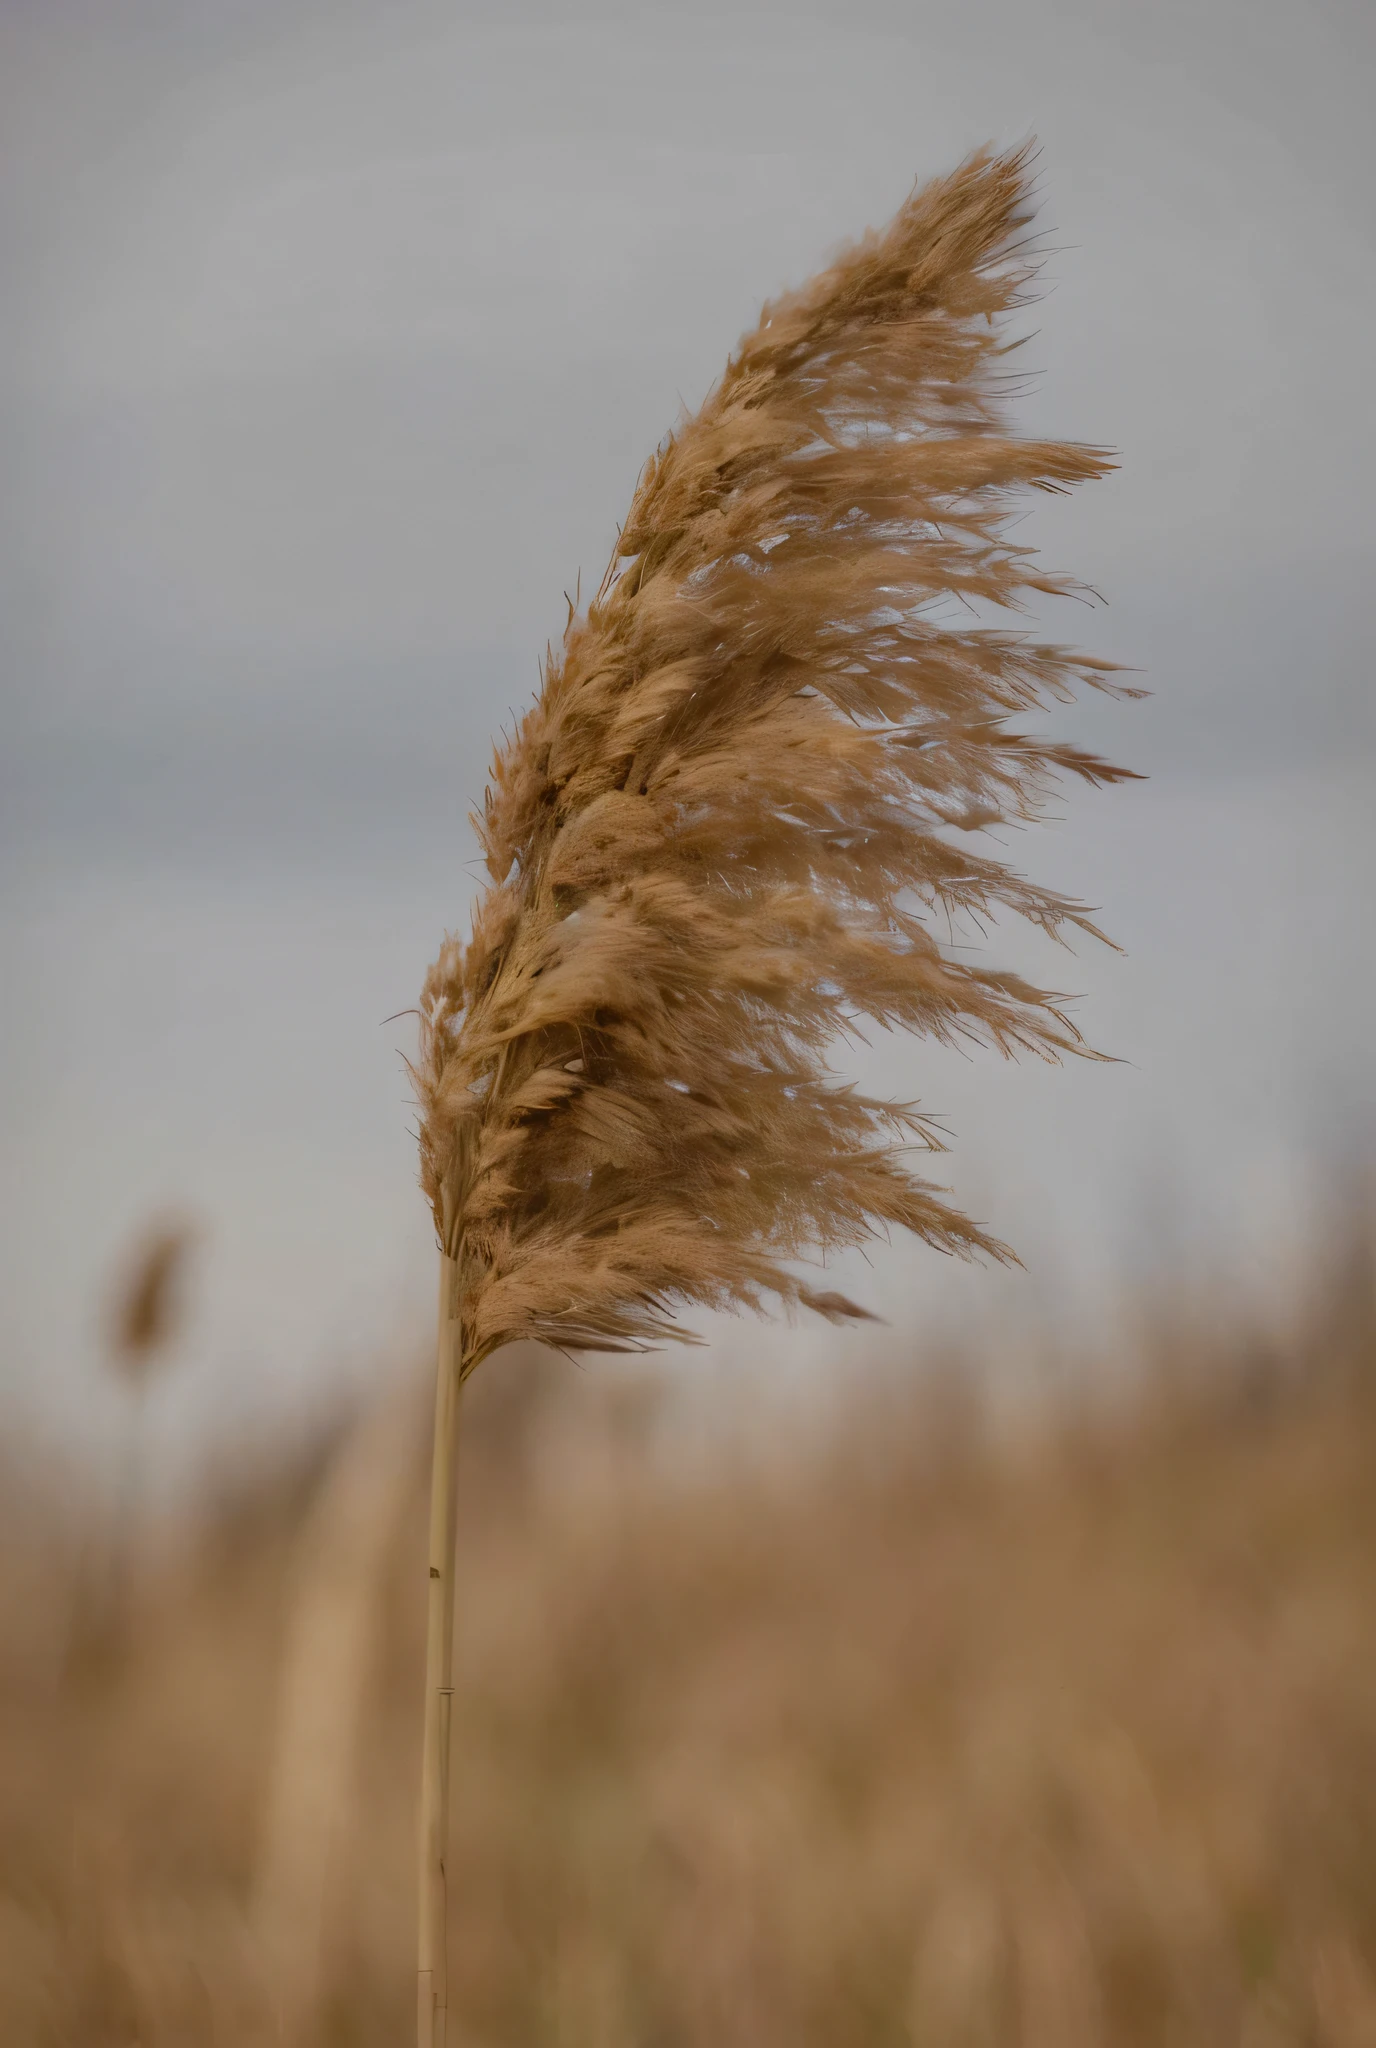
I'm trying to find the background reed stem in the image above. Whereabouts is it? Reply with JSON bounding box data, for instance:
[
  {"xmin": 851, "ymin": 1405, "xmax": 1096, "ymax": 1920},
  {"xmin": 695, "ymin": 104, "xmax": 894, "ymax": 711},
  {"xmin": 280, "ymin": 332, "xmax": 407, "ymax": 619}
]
[
  {"xmin": 417, "ymin": 1253, "xmax": 461, "ymax": 2048},
  {"xmin": 254, "ymin": 1389, "xmax": 415, "ymax": 2044}
]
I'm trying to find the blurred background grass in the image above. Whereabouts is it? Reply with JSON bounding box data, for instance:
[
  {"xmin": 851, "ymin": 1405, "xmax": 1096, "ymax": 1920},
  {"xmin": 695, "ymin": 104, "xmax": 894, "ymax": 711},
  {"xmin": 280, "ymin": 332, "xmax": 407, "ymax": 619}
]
[{"xmin": 3, "ymin": 1208, "xmax": 1374, "ymax": 2046}]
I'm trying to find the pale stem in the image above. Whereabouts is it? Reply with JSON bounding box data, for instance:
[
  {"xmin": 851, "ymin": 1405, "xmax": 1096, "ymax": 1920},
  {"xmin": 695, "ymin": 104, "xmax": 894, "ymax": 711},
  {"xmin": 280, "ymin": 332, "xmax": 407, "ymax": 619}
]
[{"xmin": 417, "ymin": 1252, "xmax": 461, "ymax": 2048}]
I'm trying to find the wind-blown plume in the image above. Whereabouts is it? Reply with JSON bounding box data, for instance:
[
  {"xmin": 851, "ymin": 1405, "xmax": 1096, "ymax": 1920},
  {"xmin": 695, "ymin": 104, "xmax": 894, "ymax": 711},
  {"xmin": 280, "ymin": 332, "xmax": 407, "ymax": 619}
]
[{"xmin": 414, "ymin": 144, "xmax": 1135, "ymax": 1376}]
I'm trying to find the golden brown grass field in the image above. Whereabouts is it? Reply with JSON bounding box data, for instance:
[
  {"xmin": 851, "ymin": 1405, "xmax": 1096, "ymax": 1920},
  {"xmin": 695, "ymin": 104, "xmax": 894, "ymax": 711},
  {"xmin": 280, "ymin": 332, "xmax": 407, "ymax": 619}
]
[{"xmin": 3, "ymin": 1222, "xmax": 1375, "ymax": 2047}]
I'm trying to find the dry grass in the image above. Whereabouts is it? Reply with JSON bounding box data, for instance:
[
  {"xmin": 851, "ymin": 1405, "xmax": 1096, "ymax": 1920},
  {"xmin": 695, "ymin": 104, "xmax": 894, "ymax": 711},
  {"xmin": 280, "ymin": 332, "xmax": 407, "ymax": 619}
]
[
  {"xmin": 3, "ymin": 1232, "xmax": 1375, "ymax": 2046},
  {"xmin": 415, "ymin": 144, "xmax": 1137, "ymax": 1370}
]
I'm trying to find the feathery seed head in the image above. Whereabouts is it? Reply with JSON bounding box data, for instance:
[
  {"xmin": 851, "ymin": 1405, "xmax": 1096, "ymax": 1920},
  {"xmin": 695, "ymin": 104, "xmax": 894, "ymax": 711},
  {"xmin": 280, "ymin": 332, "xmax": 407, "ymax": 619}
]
[{"xmin": 414, "ymin": 145, "xmax": 1136, "ymax": 1376}]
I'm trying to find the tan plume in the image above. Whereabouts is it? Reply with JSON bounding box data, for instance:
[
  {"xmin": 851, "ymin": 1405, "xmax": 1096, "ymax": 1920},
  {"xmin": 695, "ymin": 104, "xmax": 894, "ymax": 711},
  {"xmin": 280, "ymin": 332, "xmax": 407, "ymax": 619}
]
[
  {"xmin": 108, "ymin": 1220, "xmax": 197, "ymax": 1389},
  {"xmin": 414, "ymin": 143, "xmax": 1137, "ymax": 1378}
]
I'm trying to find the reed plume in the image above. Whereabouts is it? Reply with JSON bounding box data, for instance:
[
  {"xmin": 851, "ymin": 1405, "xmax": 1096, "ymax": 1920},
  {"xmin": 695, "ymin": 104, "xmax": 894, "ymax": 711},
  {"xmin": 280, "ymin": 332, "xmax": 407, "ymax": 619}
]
[
  {"xmin": 109, "ymin": 1221, "xmax": 195, "ymax": 1389},
  {"xmin": 411, "ymin": 142, "xmax": 1133, "ymax": 2044},
  {"xmin": 416, "ymin": 143, "xmax": 1134, "ymax": 1367}
]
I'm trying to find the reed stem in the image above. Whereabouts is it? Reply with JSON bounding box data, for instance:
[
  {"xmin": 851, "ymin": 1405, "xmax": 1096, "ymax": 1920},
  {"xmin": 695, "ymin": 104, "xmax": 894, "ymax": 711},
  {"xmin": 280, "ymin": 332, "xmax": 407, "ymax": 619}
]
[{"xmin": 417, "ymin": 1253, "xmax": 461, "ymax": 2048}]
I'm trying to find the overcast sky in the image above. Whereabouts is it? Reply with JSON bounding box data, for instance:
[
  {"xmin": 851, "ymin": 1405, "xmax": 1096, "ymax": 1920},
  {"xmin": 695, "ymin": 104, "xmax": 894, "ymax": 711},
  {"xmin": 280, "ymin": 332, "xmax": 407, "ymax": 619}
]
[{"xmin": 2, "ymin": 0, "xmax": 1372, "ymax": 1476}]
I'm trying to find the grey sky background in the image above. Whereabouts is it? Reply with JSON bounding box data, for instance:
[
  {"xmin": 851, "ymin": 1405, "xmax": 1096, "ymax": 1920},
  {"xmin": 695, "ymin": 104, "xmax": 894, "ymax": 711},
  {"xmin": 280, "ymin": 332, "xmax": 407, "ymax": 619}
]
[{"xmin": 2, "ymin": 0, "xmax": 1373, "ymax": 1478}]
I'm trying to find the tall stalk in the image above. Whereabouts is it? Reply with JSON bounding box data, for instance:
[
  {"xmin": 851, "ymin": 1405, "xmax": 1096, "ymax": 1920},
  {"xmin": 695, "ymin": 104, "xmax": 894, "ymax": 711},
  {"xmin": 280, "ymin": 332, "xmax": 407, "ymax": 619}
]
[{"xmin": 417, "ymin": 1253, "xmax": 461, "ymax": 2048}]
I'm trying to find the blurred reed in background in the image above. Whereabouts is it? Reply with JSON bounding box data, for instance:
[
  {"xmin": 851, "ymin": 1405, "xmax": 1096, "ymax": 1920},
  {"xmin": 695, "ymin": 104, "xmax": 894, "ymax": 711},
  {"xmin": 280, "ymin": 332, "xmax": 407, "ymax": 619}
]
[
  {"xmin": 85, "ymin": 1220, "xmax": 199, "ymax": 1643},
  {"xmin": 1, "ymin": 1201, "xmax": 1374, "ymax": 2046}
]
